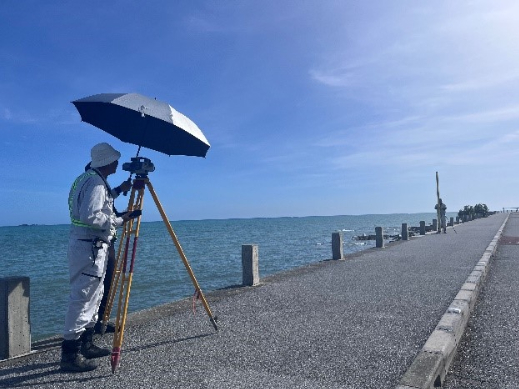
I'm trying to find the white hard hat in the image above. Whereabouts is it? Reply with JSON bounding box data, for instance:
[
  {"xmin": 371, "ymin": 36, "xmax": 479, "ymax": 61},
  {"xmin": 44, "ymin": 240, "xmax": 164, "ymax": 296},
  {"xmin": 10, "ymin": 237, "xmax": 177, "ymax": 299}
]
[{"xmin": 90, "ymin": 142, "xmax": 121, "ymax": 168}]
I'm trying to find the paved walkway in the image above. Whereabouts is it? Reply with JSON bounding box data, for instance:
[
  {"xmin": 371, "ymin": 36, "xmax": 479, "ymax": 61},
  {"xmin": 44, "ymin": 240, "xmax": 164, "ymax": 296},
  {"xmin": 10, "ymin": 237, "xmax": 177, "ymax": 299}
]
[
  {"xmin": 0, "ymin": 213, "xmax": 509, "ymax": 388},
  {"xmin": 442, "ymin": 213, "xmax": 519, "ymax": 389}
]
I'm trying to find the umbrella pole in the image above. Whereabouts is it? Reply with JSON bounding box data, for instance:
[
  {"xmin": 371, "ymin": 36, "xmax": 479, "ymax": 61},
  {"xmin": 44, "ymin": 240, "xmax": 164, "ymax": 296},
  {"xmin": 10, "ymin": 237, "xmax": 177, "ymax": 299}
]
[
  {"xmin": 145, "ymin": 179, "xmax": 219, "ymax": 331},
  {"xmin": 111, "ymin": 180, "xmax": 145, "ymax": 373}
]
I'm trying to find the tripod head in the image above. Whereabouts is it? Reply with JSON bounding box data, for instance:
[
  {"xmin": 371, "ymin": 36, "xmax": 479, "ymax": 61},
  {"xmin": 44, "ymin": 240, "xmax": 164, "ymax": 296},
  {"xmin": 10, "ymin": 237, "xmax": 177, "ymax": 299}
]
[{"xmin": 122, "ymin": 157, "xmax": 155, "ymax": 177}]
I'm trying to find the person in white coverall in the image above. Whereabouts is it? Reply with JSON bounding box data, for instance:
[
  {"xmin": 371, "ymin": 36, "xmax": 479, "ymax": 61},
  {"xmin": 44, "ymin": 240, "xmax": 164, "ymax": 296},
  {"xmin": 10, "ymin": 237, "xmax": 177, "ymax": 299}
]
[
  {"xmin": 81, "ymin": 161, "xmax": 132, "ymax": 335},
  {"xmin": 435, "ymin": 198, "xmax": 448, "ymax": 234},
  {"xmin": 61, "ymin": 143, "xmax": 137, "ymax": 373}
]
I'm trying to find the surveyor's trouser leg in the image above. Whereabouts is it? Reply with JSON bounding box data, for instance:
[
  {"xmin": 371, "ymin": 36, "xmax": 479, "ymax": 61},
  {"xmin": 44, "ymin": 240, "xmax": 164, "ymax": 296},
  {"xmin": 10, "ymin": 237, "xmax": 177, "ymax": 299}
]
[
  {"xmin": 63, "ymin": 238, "xmax": 108, "ymax": 341},
  {"xmin": 97, "ymin": 245, "xmax": 115, "ymax": 321}
]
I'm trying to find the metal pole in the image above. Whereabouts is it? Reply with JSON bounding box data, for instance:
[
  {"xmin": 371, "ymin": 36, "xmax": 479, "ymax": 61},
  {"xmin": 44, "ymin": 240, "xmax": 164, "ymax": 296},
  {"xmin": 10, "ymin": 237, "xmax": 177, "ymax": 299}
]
[{"xmin": 436, "ymin": 172, "xmax": 441, "ymax": 233}]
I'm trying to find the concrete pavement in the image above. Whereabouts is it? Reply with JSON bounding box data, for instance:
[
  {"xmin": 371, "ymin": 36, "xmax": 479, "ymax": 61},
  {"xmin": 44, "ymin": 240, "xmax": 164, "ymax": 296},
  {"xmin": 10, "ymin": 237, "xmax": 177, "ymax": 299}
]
[{"xmin": 0, "ymin": 213, "xmax": 509, "ymax": 388}]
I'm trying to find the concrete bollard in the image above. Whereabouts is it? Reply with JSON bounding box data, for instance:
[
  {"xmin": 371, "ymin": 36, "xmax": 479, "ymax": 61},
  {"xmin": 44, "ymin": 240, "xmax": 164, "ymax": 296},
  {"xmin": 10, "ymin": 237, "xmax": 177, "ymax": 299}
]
[
  {"xmin": 1, "ymin": 277, "xmax": 31, "ymax": 360},
  {"xmin": 332, "ymin": 231, "xmax": 344, "ymax": 260},
  {"xmin": 420, "ymin": 221, "xmax": 426, "ymax": 235},
  {"xmin": 456, "ymin": 216, "xmax": 460, "ymax": 224},
  {"xmin": 375, "ymin": 227, "xmax": 384, "ymax": 248},
  {"xmin": 401, "ymin": 223, "xmax": 409, "ymax": 240},
  {"xmin": 449, "ymin": 217, "xmax": 454, "ymax": 227},
  {"xmin": 432, "ymin": 219, "xmax": 438, "ymax": 231},
  {"xmin": 242, "ymin": 244, "xmax": 259, "ymax": 286}
]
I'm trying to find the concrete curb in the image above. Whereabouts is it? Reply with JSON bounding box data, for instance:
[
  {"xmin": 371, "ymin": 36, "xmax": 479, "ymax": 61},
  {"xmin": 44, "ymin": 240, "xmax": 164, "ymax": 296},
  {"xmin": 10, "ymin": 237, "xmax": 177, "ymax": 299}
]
[{"xmin": 396, "ymin": 214, "xmax": 509, "ymax": 389}]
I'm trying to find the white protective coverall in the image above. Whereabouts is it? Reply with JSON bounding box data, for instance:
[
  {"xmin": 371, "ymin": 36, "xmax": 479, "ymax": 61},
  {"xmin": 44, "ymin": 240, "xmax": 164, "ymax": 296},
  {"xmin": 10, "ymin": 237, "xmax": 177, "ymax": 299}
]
[
  {"xmin": 63, "ymin": 168, "xmax": 124, "ymax": 341},
  {"xmin": 435, "ymin": 201, "xmax": 448, "ymax": 231}
]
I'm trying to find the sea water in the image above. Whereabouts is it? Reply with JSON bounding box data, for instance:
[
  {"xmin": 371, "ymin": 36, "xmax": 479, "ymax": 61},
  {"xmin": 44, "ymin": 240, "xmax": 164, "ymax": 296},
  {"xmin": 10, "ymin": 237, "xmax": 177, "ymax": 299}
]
[{"xmin": 1, "ymin": 213, "xmax": 453, "ymax": 341}]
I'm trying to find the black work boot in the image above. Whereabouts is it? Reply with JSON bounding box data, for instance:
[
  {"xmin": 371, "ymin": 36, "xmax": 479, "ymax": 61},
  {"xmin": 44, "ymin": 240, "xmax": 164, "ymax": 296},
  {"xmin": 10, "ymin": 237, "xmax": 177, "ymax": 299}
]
[
  {"xmin": 60, "ymin": 339, "xmax": 97, "ymax": 372},
  {"xmin": 80, "ymin": 327, "xmax": 110, "ymax": 359},
  {"xmin": 94, "ymin": 320, "xmax": 116, "ymax": 334}
]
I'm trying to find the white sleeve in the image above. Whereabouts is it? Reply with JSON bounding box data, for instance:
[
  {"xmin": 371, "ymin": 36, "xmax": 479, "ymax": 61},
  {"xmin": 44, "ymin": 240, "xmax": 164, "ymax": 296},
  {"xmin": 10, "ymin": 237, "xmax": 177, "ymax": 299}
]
[{"xmin": 79, "ymin": 180, "xmax": 112, "ymax": 231}]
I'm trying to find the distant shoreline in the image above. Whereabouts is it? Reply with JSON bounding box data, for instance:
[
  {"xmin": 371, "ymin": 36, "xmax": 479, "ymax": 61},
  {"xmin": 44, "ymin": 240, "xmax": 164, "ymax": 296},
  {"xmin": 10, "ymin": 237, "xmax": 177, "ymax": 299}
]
[{"xmin": 4, "ymin": 211, "xmax": 460, "ymax": 229}]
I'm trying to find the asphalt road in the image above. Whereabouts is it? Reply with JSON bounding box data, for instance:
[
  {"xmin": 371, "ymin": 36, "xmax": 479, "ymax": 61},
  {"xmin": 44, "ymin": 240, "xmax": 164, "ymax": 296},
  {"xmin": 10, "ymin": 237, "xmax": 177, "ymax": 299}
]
[{"xmin": 0, "ymin": 213, "xmax": 508, "ymax": 388}]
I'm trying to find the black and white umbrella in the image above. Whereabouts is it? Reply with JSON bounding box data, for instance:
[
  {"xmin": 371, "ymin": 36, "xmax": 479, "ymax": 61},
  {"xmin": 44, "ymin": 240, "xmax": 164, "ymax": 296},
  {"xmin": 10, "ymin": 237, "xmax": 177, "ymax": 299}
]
[{"xmin": 72, "ymin": 93, "xmax": 210, "ymax": 157}]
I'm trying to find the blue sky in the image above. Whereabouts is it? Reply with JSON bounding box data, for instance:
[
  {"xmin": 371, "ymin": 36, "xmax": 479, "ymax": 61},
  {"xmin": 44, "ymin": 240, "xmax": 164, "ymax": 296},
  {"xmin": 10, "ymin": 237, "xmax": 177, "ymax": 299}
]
[{"xmin": 2, "ymin": 1, "xmax": 519, "ymax": 226}]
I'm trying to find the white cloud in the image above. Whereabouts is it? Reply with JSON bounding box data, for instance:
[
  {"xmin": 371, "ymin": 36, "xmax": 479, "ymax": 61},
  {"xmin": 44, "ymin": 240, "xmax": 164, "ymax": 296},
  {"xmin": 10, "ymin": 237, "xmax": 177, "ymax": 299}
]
[
  {"xmin": 184, "ymin": 15, "xmax": 224, "ymax": 33},
  {"xmin": 309, "ymin": 1, "xmax": 519, "ymax": 100},
  {"xmin": 442, "ymin": 105, "xmax": 519, "ymax": 124},
  {"xmin": 1, "ymin": 107, "xmax": 36, "ymax": 124},
  {"xmin": 309, "ymin": 69, "xmax": 356, "ymax": 88},
  {"xmin": 440, "ymin": 73, "xmax": 519, "ymax": 92}
]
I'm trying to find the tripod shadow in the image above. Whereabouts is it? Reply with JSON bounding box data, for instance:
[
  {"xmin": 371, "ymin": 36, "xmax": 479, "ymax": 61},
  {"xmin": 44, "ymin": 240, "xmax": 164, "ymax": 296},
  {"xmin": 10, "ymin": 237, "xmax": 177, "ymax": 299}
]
[
  {"xmin": 123, "ymin": 332, "xmax": 214, "ymax": 354},
  {"xmin": 32, "ymin": 337, "xmax": 62, "ymax": 352}
]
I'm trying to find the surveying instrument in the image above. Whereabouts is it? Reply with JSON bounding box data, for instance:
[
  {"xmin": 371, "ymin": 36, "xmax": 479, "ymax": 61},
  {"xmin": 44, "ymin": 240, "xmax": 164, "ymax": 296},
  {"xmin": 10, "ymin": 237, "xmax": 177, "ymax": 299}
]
[{"xmin": 101, "ymin": 156, "xmax": 218, "ymax": 373}]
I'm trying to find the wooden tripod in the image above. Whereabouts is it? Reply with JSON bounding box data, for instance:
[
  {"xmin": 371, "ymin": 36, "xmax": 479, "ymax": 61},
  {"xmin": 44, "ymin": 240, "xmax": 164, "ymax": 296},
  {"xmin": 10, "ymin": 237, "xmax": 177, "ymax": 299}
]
[{"xmin": 101, "ymin": 175, "xmax": 218, "ymax": 373}]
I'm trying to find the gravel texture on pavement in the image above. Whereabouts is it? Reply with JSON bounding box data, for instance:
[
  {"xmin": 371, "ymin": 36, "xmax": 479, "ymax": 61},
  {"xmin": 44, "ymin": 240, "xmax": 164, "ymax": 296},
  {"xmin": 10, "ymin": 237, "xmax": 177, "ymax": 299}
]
[
  {"xmin": 0, "ymin": 213, "xmax": 508, "ymax": 389},
  {"xmin": 443, "ymin": 213, "xmax": 519, "ymax": 389}
]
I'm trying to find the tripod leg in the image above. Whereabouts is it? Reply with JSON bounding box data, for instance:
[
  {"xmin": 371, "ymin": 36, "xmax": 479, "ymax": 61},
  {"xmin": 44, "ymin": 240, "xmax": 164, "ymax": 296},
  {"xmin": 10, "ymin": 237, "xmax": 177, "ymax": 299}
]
[
  {"xmin": 146, "ymin": 179, "xmax": 218, "ymax": 331},
  {"xmin": 111, "ymin": 182, "xmax": 145, "ymax": 373},
  {"xmin": 100, "ymin": 188, "xmax": 136, "ymax": 335},
  {"xmin": 99, "ymin": 229, "xmax": 125, "ymax": 334}
]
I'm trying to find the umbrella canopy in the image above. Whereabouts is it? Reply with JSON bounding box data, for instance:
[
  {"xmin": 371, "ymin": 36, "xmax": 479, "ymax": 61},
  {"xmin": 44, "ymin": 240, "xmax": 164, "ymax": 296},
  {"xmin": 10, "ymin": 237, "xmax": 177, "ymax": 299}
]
[{"xmin": 72, "ymin": 93, "xmax": 210, "ymax": 157}]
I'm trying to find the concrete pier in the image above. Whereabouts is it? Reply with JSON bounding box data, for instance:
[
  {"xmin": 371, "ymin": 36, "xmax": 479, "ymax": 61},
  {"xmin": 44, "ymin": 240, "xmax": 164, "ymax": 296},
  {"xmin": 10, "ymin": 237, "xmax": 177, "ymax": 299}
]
[
  {"xmin": 0, "ymin": 277, "xmax": 31, "ymax": 360},
  {"xmin": 242, "ymin": 244, "xmax": 259, "ymax": 286},
  {"xmin": 375, "ymin": 226, "xmax": 384, "ymax": 248},
  {"xmin": 401, "ymin": 223, "xmax": 409, "ymax": 240},
  {"xmin": 332, "ymin": 231, "xmax": 344, "ymax": 260}
]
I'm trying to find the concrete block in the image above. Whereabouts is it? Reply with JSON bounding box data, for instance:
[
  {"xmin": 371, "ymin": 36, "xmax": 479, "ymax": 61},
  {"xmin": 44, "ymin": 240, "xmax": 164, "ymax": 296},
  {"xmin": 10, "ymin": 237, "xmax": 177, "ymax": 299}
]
[
  {"xmin": 332, "ymin": 231, "xmax": 344, "ymax": 260},
  {"xmin": 454, "ymin": 289, "xmax": 478, "ymax": 310},
  {"xmin": 461, "ymin": 282, "xmax": 477, "ymax": 292},
  {"xmin": 454, "ymin": 289, "xmax": 475, "ymax": 303},
  {"xmin": 447, "ymin": 300, "xmax": 470, "ymax": 317},
  {"xmin": 398, "ymin": 351, "xmax": 444, "ymax": 388},
  {"xmin": 465, "ymin": 271, "xmax": 482, "ymax": 284},
  {"xmin": 478, "ymin": 253, "xmax": 491, "ymax": 265},
  {"xmin": 1, "ymin": 277, "xmax": 31, "ymax": 360},
  {"xmin": 420, "ymin": 221, "xmax": 426, "ymax": 235},
  {"xmin": 401, "ymin": 223, "xmax": 409, "ymax": 240},
  {"xmin": 423, "ymin": 330, "xmax": 456, "ymax": 356},
  {"xmin": 242, "ymin": 245, "xmax": 259, "ymax": 286},
  {"xmin": 471, "ymin": 269, "xmax": 485, "ymax": 279},
  {"xmin": 436, "ymin": 312, "xmax": 469, "ymax": 341},
  {"xmin": 375, "ymin": 227, "xmax": 384, "ymax": 248}
]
